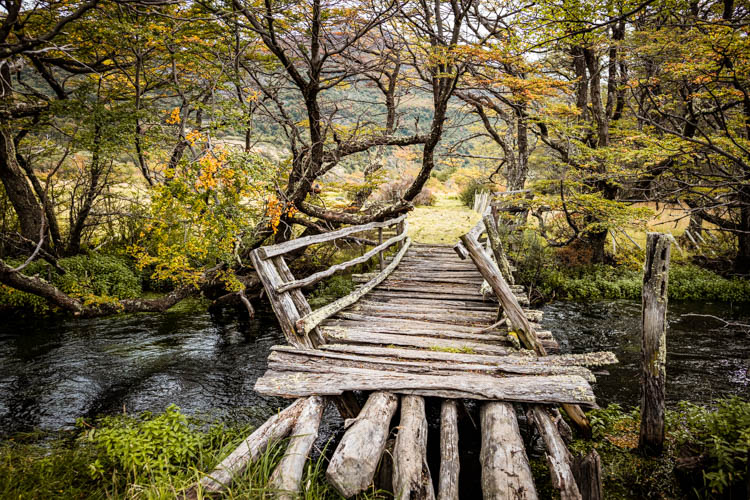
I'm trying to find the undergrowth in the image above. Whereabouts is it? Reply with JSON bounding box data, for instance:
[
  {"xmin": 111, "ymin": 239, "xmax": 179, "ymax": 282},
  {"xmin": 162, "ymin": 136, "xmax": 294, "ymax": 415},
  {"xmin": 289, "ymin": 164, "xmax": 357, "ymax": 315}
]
[
  {"xmin": 0, "ymin": 405, "xmax": 390, "ymax": 499},
  {"xmin": 566, "ymin": 398, "xmax": 750, "ymax": 499}
]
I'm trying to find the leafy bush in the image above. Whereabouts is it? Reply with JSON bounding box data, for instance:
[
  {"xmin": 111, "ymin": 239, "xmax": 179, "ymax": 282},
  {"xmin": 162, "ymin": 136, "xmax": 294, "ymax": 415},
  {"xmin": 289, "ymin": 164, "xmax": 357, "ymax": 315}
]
[
  {"xmin": 0, "ymin": 254, "xmax": 142, "ymax": 313},
  {"xmin": 668, "ymin": 397, "xmax": 750, "ymax": 496},
  {"xmin": 458, "ymin": 178, "xmax": 485, "ymax": 208},
  {"xmin": 374, "ymin": 176, "xmax": 435, "ymax": 206},
  {"xmin": 85, "ymin": 405, "xmax": 202, "ymax": 479}
]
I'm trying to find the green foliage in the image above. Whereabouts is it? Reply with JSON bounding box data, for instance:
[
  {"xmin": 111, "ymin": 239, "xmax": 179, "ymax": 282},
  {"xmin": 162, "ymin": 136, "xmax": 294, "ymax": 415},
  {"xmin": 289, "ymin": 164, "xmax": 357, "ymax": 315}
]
[
  {"xmin": 307, "ymin": 274, "xmax": 355, "ymax": 308},
  {"xmin": 458, "ymin": 179, "xmax": 485, "ymax": 208},
  {"xmin": 85, "ymin": 404, "xmax": 202, "ymax": 478},
  {"xmin": 512, "ymin": 232, "xmax": 750, "ymax": 302},
  {"xmin": 668, "ymin": 397, "xmax": 750, "ymax": 496},
  {"xmin": 0, "ymin": 254, "xmax": 141, "ymax": 314},
  {"xmin": 569, "ymin": 399, "xmax": 750, "ymax": 499}
]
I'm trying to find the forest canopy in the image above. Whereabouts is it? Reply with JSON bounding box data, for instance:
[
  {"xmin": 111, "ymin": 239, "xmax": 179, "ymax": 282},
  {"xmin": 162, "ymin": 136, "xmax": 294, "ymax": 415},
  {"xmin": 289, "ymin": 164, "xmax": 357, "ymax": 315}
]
[{"xmin": 1, "ymin": 0, "xmax": 749, "ymax": 314}]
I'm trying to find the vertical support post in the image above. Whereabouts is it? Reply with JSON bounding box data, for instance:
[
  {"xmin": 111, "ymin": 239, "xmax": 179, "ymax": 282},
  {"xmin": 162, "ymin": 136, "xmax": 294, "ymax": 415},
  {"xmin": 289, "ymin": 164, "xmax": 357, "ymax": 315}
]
[
  {"xmin": 378, "ymin": 227, "xmax": 384, "ymax": 271},
  {"xmin": 639, "ymin": 232, "xmax": 671, "ymax": 455}
]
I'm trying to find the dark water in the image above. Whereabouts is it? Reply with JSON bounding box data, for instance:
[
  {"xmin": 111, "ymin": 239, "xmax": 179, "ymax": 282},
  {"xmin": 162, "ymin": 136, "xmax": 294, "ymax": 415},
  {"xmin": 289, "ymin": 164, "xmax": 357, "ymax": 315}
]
[
  {"xmin": 0, "ymin": 300, "xmax": 748, "ymax": 436},
  {"xmin": 541, "ymin": 300, "xmax": 750, "ymax": 408}
]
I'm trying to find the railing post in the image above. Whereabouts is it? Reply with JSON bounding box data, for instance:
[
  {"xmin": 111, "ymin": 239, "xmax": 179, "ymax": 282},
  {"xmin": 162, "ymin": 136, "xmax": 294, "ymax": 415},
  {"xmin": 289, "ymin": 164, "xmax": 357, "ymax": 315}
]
[
  {"xmin": 378, "ymin": 227, "xmax": 384, "ymax": 271},
  {"xmin": 639, "ymin": 232, "xmax": 671, "ymax": 456}
]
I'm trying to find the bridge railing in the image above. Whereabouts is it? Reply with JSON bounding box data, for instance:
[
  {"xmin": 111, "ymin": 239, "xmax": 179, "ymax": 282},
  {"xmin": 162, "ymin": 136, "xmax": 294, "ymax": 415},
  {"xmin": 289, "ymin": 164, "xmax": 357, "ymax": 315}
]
[{"xmin": 250, "ymin": 214, "xmax": 411, "ymax": 348}]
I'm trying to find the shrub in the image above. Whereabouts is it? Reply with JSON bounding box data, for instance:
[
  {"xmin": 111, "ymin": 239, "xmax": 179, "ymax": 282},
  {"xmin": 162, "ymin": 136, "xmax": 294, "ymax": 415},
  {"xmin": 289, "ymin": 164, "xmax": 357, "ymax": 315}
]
[
  {"xmin": 0, "ymin": 254, "xmax": 142, "ymax": 314},
  {"xmin": 374, "ymin": 176, "xmax": 435, "ymax": 206},
  {"xmin": 458, "ymin": 178, "xmax": 485, "ymax": 208}
]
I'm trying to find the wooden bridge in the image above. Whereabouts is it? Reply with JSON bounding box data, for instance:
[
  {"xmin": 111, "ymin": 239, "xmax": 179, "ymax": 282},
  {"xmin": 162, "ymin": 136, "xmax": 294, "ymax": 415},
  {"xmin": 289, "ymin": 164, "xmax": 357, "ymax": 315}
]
[{"xmin": 186, "ymin": 206, "xmax": 617, "ymax": 500}]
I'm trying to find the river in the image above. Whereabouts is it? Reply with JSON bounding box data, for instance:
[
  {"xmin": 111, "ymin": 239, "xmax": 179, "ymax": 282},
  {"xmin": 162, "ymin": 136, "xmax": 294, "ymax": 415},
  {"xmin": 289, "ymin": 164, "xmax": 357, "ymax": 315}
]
[{"xmin": 0, "ymin": 300, "xmax": 748, "ymax": 436}]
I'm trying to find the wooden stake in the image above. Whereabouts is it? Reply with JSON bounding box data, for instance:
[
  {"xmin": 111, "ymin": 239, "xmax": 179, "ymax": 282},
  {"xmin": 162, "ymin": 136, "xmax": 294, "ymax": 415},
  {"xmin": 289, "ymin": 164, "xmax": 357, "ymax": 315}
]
[{"xmin": 639, "ymin": 233, "xmax": 670, "ymax": 455}]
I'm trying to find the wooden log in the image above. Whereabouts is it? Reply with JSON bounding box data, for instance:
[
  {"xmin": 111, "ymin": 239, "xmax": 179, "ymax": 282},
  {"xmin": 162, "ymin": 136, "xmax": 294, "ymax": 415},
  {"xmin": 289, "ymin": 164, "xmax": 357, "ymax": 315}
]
[
  {"xmin": 393, "ymin": 395, "xmax": 435, "ymax": 500},
  {"xmin": 562, "ymin": 403, "xmax": 592, "ymax": 440},
  {"xmin": 269, "ymin": 396, "xmax": 326, "ymax": 499},
  {"xmin": 184, "ymin": 398, "xmax": 307, "ymax": 498},
  {"xmin": 438, "ymin": 400, "xmax": 460, "ymax": 500},
  {"xmin": 480, "ymin": 402, "xmax": 538, "ymax": 500},
  {"xmin": 255, "ymin": 366, "xmax": 597, "ymax": 405},
  {"xmin": 327, "ymin": 392, "xmax": 399, "ymax": 498},
  {"xmin": 639, "ymin": 232, "xmax": 671, "ymax": 455},
  {"xmin": 250, "ymin": 250, "xmax": 309, "ymax": 348},
  {"xmin": 276, "ymin": 231, "xmax": 406, "ymax": 293},
  {"xmin": 257, "ymin": 214, "xmax": 406, "ymax": 259},
  {"xmin": 530, "ymin": 406, "xmax": 582, "ymax": 500},
  {"xmin": 453, "ymin": 242, "xmax": 469, "ymax": 260},
  {"xmin": 267, "ymin": 346, "xmax": 596, "ymax": 382},
  {"xmin": 572, "ymin": 450, "xmax": 603, "ymax": 500},
  {"xmin": 296, "ymin": 238, "xmax": 411, "ymax": 335},
  {"xmin": 378, "ymin": 227, "xmax": 385, "ymax": 271},
  {"xmin": 460, "ymin": 233, "xmax": 543, "ymax": 354},
  {"xmin": 483, "ymin": 214, "xmax": 515, "ymax": 285},
  {"xmin": 319, "ymin": 343, "xmax": 617, "ymax": 368},
  {"xmin": 273, "ymin": 256, "xmax": 323, "ymax": 346}
]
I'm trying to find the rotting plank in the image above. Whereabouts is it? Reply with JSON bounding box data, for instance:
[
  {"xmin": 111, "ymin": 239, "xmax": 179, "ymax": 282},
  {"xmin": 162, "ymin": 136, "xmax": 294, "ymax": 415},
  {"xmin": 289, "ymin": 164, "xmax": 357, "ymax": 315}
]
[
  {"xmin": 322, "ymin": 329, "xmax": 513, "ymax": 355},
  {"xmin": 267, "ymin": 346, "xmax": 595, "ymax": 381},
  {"xmin": 320, "ymin": 325, "xmax": 511, "ymax": 344},
  {"xmin": 254, "ymin": 366, "xmax": 597, "ymax": 406},
  {"xmin": 318, "ymin": 344, "xmax": 617, "ymax": 367}
]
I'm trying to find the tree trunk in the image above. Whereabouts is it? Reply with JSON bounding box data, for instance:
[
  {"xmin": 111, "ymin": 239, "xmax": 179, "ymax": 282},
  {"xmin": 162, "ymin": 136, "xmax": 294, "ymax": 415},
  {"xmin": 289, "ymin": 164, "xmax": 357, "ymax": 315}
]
[{"xmin": 0, "ymin": 121, "xmax": 43, "ymax": 243}]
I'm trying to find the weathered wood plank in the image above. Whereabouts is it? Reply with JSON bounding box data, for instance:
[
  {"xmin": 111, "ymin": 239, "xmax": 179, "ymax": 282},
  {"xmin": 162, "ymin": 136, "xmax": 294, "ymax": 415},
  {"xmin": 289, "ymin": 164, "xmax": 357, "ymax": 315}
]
[
  {"xmin": 267, "ymin": 346, "xmax": 595, "ymax": 381},
  {"xmin": 326, "ymin": 315, "xmax": 503, "ymax": 335},
  {"xmin": 184, "ymin": 398, "xmax": 307, "ymax": 498},
  {"xmin": 322, "ymin": 329, "xmax": 513, "ymax": 356},
  {"xmin": 258, "ymin": 214, "xmax": 406, "ymax": 259},
  {"xmin": 269, "ymin": 396, "xmax": 326, "ymax": 499},
  {"xmin": 393, "ymin": 395, "xmax": 435, "ymax": 500},
  {"xmin": 296, "ymin": 238, "xmax": 411, "ymax": 335},
  {"xmin": 276, "ymin": 231, "xmax": 407, "ymax": 293},
  {"xmin": 318, "ymin": 344, "xmax": 617, "ymax": 367},
  {"xmin": 254, "ymin": 366, "xmax": 597, "ymax": 405},
  {"xmin": 335, "ymin": 310, "xmax": 492, "ymax": 327},
  {"xmin": 321, "ymin": 324, "xmax": 511, "ymax": 344},
  {"xmin": 460, "ymin": 233, "xmax": 543, "ymax": 355},
  {"xmin": 438, "ymin": 400, "xmax": 459, "ymax": 500},
  {"xmin": 327, "ymin": 392, "xmax": 398, "ymax": 498},
  {"xmin": 480, "ymin": 402, "xmax": 538, "ymax": 500},
  {"xmin": 483, "ymin": 214, "xmax": 515, "ymax": 285},
  {"xmin": 250, "ymin": 250, "xmax": 310, "ymax": 348},
  {"xmin": 530, "ymin": 406, "xmax": 582, "ymax": 500}
]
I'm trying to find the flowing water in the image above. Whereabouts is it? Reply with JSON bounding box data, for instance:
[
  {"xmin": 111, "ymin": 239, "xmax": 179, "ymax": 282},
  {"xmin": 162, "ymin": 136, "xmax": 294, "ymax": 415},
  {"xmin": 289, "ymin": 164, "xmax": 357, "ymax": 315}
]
[{"xmin": 0, "ymin": 300, "xmax": 748, "ymax": 437}]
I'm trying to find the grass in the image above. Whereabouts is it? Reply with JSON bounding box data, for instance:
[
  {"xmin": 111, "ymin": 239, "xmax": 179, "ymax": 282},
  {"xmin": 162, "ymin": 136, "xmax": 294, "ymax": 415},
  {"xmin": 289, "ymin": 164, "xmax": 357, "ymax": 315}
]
[
  {"xmin": 0, "ymin": 408, "xmax": 392, "ymax": 500},
  {"xmin": 407, "ymin": 194, "xmax": 480, "ymax": 244},
  {"xmin": 429, "ymin": 345, "xmax": 476, "ymax": 354}
]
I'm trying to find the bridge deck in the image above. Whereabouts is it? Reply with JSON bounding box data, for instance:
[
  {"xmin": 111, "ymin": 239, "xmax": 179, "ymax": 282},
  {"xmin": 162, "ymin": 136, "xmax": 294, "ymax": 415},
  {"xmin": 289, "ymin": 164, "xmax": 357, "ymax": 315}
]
[{"xmin": 191, "ymin": 225, "xmax": 616, "ymax": 500}]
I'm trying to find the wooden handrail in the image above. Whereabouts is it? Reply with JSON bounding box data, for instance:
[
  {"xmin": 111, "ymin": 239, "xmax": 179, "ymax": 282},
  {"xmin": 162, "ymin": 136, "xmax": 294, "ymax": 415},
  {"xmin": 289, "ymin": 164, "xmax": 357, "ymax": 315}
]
[
  {"xmin": 257, "ymin": 214, "xmax": 407, "ymax": 260},
  {"xmin": 296, "ymin": 236, "xmax": 412, "ymax": 335},
  {"xmin": 275, "ymin": 230, "xmax": 407, "ymax": 293}
]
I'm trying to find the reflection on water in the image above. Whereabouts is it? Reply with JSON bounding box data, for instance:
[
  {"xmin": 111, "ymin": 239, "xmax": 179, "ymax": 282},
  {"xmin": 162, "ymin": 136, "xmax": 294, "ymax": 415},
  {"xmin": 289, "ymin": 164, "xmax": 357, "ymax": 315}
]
[
  {"xmin": 0, "ymin": 307, "xmax": 287, "ymax": 436},
  {"xmin": 0, "ymin": 299, "xmax": 748, "ymax": 435},
  {"xmin": 541, "ymin": 300, "xmax": 750, "ymax": 407}
]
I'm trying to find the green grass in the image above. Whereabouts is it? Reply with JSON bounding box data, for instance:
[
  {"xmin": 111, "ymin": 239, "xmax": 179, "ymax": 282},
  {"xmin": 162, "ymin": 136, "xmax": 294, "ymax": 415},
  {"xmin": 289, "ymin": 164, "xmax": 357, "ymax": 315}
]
[
  {"xmin": 429, "ymin": 345, "xmax": 476, "ymax": 354},
  {"xmin": 0, "ymin": 407, "xmax": 392, "ymax": 499}
]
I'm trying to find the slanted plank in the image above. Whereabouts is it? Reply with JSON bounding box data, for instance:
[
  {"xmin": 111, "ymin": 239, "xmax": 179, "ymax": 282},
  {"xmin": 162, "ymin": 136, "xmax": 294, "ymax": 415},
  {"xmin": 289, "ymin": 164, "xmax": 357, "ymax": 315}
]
[
  {"xmin": 254, "ymin": 366, "xmax": 597, "ymax": 406},
  {"xmin": 318, "ymin": 343, "xmax": 617, "ymax": 368},
  {"xmin": 269, "ymin": 396, "xmax": 326, "ymax": 499},
  {"xmin": 267, "ymin": 346, "xmax": 595, "ymax": 382},
  {"xmin": 327, "ymin": 392, "xmax": 398, "ymax": 498},
  {"xmin": 480, "ymin": 402, "xmax": 538, "ymax": 500},
  {"xmin": 184, "ymin": 398, "xmax": 307, "ymax": 498},
  {"xmin": 530, "ymin": 406, "xmax": 582, "ymax": 500}
]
